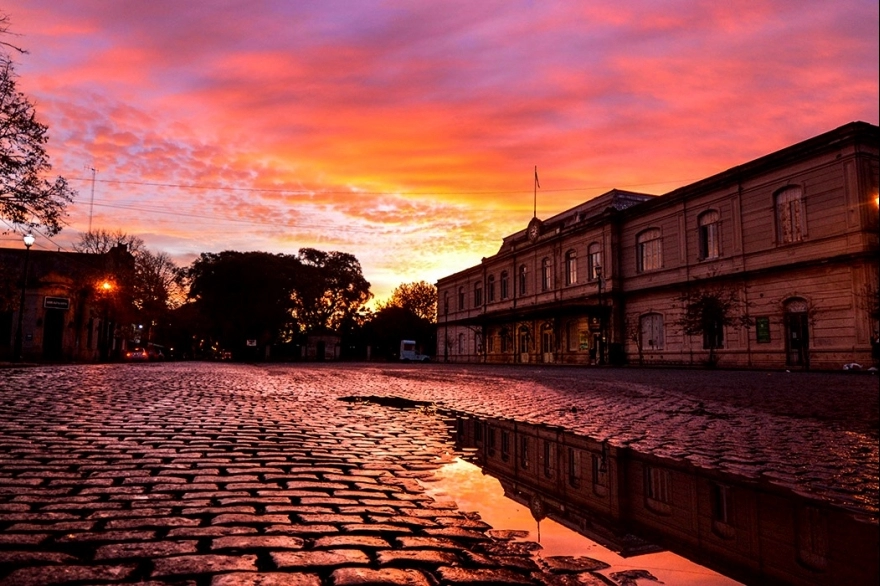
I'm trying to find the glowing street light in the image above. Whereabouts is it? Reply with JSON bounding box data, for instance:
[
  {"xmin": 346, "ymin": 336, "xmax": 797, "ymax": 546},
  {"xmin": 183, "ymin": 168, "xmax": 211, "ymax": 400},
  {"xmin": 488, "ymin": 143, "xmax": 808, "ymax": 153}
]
[{"xmin": 13, "ymin": 233, "xmax": 36, "ymax": 361}]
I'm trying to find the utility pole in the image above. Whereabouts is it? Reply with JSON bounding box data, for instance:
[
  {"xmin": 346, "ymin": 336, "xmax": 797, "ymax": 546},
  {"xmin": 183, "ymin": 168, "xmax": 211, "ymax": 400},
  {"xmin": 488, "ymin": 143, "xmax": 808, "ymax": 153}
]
[{"xmin": 88, "ymin": 167, "xmax": 97, "ymax": 234}]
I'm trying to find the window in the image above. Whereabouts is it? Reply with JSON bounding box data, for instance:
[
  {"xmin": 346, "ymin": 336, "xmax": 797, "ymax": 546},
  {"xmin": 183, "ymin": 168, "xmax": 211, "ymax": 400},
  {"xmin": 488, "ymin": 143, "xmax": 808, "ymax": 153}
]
[
  {"xmin": 520, "ymin": 436, "xmax": 529, "ymax": 469},
  {"xmin": 487, "ymin": 426, "xmax": 496, "ymax": 456},
  {"xmin": 567, "ymin": 447, "xmax": 581, "ymax": 488},
  {"xmin": 500, "ymin": 271, "xmax": 509, "ymax": 299},
  {"xmin": 474, "ymin": 420, "xmax": 483, "ymax": 443},
  {"xmin": 703, "ymin": 318, "xmax": 724, "ymax": 349},
  {"xmin": 541, "ymin": 258, "xmax": 552, "ymax": 291},
  {"xmin": 591, "ymin": 453, "xmax": 608, "ymax": 496},
  {"xmin": 443, "ymin": 292, "xmax": 449, "ymax": 316},
  {"xmin": 776, "ymin": 186, "xmax": 806, "ymax": 243},
  {"xmin": 565, "ymin": 250, "xmax": 577, "ymax": 285},
  {"xmin": 500, "ymin": 328, "xmax": 511, "ymax": 353},
  {"xmin": 645, "ymin": 465, "xmax": 671, "ymax": 513},
  {"xmin": 542, "ymin": 440, "xmax": 554, "ymax": 478},
  {"xmin": 457, "ymin": 333, "xmax": 465, "ymax": 354},
  {"xmin": 473, "ymin": 281, "xmax": 482, "ymax": 308},
  {"xmin": 487, "ymin": 329, "xmax": 495, "ymax": 353},
  {"xmin": 587, "ymin": 243, "xmax": 601, "ymax": 280},
  {"xmin": 519, "ymin": 326, "xmax": 530, "ymax": 354},
  {"xmin": 487, "ymin": 275, "xmax": 495, "ymax": 302},
  {"xmin": 710, "ymin": 483, "xmax": 735, "ymax": 538},
  {"xmin": 796, "ymin": 506, "xmax": 828, "ymax": 571},
  {"xmin": 637, "ymin": 229, "xmax": 662, "ymax": 272},
  {"xmin": 458, "ymin": 287, "xmax": 465, "ymax": 310},
  {"xmin": 518, "ymin": 265, "xmax": 528, "ymax": 295},
  {"xmin": 501, "ymin": 430, "xmax": 510, "ymax": 461},
  {"xmin": 640, "ymin": 313, "xmax": 664, "ymax": 350},
  {"xmin": 698, "ymin": 210, "xmax": 720, "ymax": 260}
]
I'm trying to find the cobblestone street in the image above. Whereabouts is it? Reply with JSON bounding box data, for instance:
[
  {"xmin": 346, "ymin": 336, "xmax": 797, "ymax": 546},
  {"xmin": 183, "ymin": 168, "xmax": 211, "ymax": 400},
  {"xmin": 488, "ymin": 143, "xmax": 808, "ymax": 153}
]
[{"xmin": 0, "ymin": 363, "xmax": 877, "ymax": 585}]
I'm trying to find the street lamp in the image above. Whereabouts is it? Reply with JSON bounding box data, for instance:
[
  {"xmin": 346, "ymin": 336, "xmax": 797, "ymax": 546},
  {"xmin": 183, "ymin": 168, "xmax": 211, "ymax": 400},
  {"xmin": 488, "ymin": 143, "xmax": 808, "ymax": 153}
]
[
  {"xmin": 97, "ymin": 280, "xmax": 115, "ymax": 361},
  {"xmin": 13, "ymin": 233, "xmax": 36, "ymax": 361}
]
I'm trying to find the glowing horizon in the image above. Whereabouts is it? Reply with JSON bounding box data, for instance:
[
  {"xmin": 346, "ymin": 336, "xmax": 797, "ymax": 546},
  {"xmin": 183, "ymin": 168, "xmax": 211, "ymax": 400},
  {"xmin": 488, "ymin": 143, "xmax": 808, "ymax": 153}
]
[{"xmin": 4, "ymin": 1, "xmax": 878, "ymax": 304}]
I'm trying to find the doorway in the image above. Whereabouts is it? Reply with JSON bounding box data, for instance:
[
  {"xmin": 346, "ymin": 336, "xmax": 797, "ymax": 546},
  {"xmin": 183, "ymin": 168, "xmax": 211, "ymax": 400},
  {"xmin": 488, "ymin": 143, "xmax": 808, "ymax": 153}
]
[
  {"xmin": 541, "ymin": 323, "xmax": 554, "ymax": 363},
  {"xmin": 785, "ymin": 299, "xmax": 809, "ymax": 368},
  {"xmin": 43, "ymin": 309, "xmax": 65, "ymax": 361}
]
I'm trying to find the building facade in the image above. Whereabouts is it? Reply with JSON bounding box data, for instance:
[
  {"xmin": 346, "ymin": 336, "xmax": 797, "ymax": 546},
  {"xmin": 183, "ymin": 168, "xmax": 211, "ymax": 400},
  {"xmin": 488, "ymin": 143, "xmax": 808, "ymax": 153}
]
[
  {"xmin": 436, "ymin": 122, "xmax": 879, "ymax": 369},
  {"xmin": 0, "ymin": 244, "xmax": 135, "ymax": 362}
]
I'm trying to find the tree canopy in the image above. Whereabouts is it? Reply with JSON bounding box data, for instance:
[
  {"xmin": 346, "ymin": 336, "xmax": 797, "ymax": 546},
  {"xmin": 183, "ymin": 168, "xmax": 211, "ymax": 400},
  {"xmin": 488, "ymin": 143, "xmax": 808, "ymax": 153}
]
[
  {"xmin": 378, "ymin": 280, "xmax": 437, "ymax": 323},
  {"xmin": 1, "ymin": 18, "xmax": 75, "ymax": 234}
]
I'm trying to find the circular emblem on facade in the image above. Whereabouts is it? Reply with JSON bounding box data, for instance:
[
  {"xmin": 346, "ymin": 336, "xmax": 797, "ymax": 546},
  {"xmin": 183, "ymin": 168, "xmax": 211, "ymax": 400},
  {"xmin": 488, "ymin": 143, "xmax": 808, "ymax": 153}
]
[{"xmin": 527, "ymin": 219, "xmax": 542, "ymax": 242}]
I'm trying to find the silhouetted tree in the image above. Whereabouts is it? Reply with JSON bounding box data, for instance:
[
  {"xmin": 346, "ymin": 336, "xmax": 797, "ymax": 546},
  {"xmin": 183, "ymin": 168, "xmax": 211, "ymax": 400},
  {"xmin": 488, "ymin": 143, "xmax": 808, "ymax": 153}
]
[
  {"xmin": 677, "ymin": 284, "xmax": 750, "ymax": 367},
  {"xmin": 293, "ymin": 248, "xmax": 372, "ymax": 334},
  {"xmin": 378, "ymin": 280, "xmax": 437, "ymax": 323},
  {"xmin": 1, "ymin": 19, "xmax": 75, "ymax": 234},
  {"xmin": 365, "ymin": 305, "xmax": 435, "ymax": 360},
  {"xmin": 186, "ymin": 251, "xmax": 302, "ymax": 358}
]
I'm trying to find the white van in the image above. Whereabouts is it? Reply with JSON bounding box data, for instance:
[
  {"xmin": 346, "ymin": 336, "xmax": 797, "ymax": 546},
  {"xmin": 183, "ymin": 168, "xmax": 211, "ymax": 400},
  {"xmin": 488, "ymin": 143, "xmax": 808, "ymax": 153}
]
[{"xmin": 399, "ymin": 340, "xmax": 430, "ymax": 362}]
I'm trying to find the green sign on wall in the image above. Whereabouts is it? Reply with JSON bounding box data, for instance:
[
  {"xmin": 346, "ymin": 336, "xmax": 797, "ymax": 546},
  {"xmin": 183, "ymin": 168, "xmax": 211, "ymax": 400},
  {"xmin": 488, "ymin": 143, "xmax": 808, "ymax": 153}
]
[{"xmin": 756, "ymin": 316, "xmax": 771, "ymax": 343}]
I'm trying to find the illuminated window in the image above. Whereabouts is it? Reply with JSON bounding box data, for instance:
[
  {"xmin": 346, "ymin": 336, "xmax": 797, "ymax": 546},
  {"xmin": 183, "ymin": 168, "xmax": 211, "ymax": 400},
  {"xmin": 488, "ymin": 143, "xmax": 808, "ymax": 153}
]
[
  {"xmin": 698, "ymin": 210, "xmax": 721, "ymax": 259},
  {"xmin": 541, "ymin": 258, "xmax": 551, "ymax": 291},
  {"xmin": 776, "ymin": 186, "xmax": 806, "ymax": 243},
  {"xmin": 565, "ymin": 250, "xmax": 577, "ymax": 285},
  {"xmin": 637, "ymin": 229, "xmax": 662, "ymax": 272},
  {"xmin": 587, "ymin": 243, "xmax": 601, "ymax": 280}
]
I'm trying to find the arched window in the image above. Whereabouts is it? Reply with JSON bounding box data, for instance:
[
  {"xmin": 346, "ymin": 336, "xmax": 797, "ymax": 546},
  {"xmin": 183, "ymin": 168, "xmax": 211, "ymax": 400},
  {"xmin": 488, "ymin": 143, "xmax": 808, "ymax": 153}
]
[
  {"xmin": 500, "ymin": 271, "xmax": 509, "ymax": 299},
  {"xmin": 518, "ymin": 265, "xmax": 528, "ymax": 295},
  {"xmin": 541, "ymin": 258, "xmax": 552, "ymax": 291},
  {"xmin": 473, "ymin": 281, "xmax": 483, "ymax": 308},
  {"xmin": 698, "ymin": 210, "xmax": 721, "ymax": 260},
  {"xmin": 640, "ymin": 313, "xmax": 664, "ymax": 350},
  {"xmin": 487, "ymin": 274, "xmax": 495, "ymax": 302},
  {"xmin": 565, "ymin": 250, "xmax": 577, "ymax": 285},
  {"xmin": 637, "ymin": 228, "xmax": 662, "ymax": 272},
  {"xmin": 458, "ymin": 286, "xmax": 465, "ymax": 310},
  {"xmin": 587, "ymin": 243, "xmax": 601, "ymax": 280},
  {"xmin": 776, "ymin": 186, "xmax": 806, "ymax": 243}
]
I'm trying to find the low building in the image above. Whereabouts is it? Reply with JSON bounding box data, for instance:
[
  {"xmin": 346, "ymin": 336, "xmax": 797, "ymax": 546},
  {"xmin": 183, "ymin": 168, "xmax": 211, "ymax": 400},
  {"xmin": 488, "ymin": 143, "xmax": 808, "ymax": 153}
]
[
  {"xmin": 0, "ymin": 243, "xmax": 134, "ymax": 362},
  {"xmin": 437, "ymin": 122, "xmax": 879, "ymax": 369}
]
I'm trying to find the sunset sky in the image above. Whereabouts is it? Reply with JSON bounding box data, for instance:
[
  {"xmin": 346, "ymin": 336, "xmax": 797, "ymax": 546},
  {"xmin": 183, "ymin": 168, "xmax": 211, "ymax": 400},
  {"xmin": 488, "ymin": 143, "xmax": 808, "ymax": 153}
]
[{"xmin": 4, "ymin": 1, "xmax": 878, "ymax": 303}]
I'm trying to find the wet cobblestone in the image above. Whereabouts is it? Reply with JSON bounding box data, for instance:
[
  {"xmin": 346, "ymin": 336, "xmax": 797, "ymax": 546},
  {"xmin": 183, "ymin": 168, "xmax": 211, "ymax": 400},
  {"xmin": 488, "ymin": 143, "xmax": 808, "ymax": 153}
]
[{"xmin": 0, "ymin": 362, "xmax": 876, "ymax": 585}]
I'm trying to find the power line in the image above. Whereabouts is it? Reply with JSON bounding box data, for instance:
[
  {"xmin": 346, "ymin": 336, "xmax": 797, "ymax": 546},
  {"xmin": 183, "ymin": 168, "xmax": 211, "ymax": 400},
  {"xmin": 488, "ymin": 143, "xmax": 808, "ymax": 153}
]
[{"xmin": 65, "ymin": 175, "xmax": 696, "ymax": 197}]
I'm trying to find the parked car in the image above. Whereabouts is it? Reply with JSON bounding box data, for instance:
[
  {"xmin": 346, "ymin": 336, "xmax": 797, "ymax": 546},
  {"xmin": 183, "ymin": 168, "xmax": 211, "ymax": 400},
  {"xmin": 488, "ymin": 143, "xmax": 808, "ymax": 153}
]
[{"xmin": 124, "ymin": 347, "xmax": 149, "ymax": 361}]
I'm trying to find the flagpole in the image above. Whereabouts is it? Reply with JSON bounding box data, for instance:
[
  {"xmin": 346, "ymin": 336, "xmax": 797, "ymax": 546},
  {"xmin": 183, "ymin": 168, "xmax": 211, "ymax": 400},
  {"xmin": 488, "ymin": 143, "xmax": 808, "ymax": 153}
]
[{"xmin": 533, "ymin": 166, "xmax": 538, "ymax": 218}]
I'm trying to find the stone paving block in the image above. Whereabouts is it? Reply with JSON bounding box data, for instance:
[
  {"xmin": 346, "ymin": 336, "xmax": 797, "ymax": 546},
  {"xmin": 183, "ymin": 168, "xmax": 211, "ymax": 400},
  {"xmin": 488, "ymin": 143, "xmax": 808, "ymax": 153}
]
[
  {"xmin": 376, "ymin": 549, "xmax": 460, "ymax": 567},
  {"xmin": 0, "ymin": 563, "xmax": 138, "ymax": 586},
  {"xmin": 272, "ymin": 548, "xmax": 371, "ymax": 568},
  {"xmin": 212, "ymin": 514, "xmax": 292, "ymax": 525},
  {"xmin": 330, "ymin": 567, "xmax": 432, "ymax": 586},
  {"xmin": 56, "ymin": 529, "xmax": 157, "ymax": 542},
  {"xmin": 436, "ymin": 566, "xmax": 536, "ymax": 584},
  {"xmin": 211, "ymin": 535, "xmax": 306, "ymax": 550},
  {"xmin": 0, "ymin": 550, "xmax": 78, "ymax": 564},
  {"xmin": 312, "ymin": 535, "xmax": 391, "ymax": 549},
  {"xmin": 94, "ymin": 539, "xmax": 199, "ymax": 560},
  {"xmin": 152, "ymin": 553, "xmax": 259, "ymax": 577},
  {"xmin": 211, "ymin": 573, "xmax": 322, "ymax": 586}
]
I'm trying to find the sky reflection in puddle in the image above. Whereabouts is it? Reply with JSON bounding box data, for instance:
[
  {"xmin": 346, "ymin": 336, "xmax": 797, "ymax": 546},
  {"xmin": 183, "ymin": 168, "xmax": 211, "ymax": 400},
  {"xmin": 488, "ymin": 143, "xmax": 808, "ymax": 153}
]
[{"xmin": 421, "ymin": 457, "xmax": 742, "ymax": 586}]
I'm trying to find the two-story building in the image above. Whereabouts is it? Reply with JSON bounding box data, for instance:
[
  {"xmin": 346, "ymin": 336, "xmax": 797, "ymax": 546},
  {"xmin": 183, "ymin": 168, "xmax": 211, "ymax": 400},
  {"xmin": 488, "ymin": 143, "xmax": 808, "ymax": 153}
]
[{"xmin": 437, "ymin": 121, "xmax": 879, "ymax": 369}]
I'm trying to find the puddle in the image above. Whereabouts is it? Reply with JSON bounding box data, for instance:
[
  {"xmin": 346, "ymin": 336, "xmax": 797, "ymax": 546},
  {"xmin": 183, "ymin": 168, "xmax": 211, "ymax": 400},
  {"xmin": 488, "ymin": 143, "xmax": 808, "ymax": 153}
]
[{"xmin": 421, "ymin": 456, "xmax": 742, "ymax": 586}]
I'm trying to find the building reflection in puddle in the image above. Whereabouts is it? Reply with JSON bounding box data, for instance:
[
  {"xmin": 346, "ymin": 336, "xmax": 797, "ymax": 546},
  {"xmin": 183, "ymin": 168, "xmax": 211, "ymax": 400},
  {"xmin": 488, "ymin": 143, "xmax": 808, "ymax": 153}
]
[
  {"xmin": 422, "ymin": 455, "xmax": 740, "ymax": 585},
  {"xmin": 440, "ymin": 412, "xmax": 878, "ymax": 586}
]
